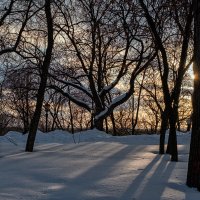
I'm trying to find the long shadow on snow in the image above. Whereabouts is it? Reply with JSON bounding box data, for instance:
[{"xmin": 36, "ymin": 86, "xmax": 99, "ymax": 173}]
[{"xmin": 19, "ymin": 143, "xmax": 144, "ymax": 200}]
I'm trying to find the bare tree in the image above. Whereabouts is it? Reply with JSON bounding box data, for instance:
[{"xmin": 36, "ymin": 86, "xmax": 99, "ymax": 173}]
[
  {"xmin": 6, "ymin": 67, "xmax": 35, "ymax": 134},
  {"xmin": 131, "ymin": 69, "xmax": 147, "ymax": 134},
  {"xmin": 139, "ymin": 0, "xmax": 193, "ymax": 161},
  {"xmin": 0, "ymin": 0, "xmax": 37, "ymax": 134},
  {"xmin": 0, "ymin": 0, "xmax": 33, "ymax": 55},
  {"xmin": 26, "ymin": 0, "xmax": 54, "ymax": 152},
  {"xmin": 50, "ymin": 0, "xmax": 156, "ymax": 130}
]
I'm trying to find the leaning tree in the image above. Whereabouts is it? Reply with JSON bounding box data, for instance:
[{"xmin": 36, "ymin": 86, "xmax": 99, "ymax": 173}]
[{"xmin": 25, "ymin": 0, "xmax": 54, "ymax": 152}]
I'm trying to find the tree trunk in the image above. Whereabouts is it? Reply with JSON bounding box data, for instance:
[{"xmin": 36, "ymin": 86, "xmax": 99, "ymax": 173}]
[
  {"xmin": 166, "ymin": 107, "xmax": 178, "ymax": 161},
  {"xmin": 186, "ymin": 0, "xmax": 200, "ymax": 189},
  {"xmin": 132, "ymin": 70, "xmax": 146, "ymax": 135},
  {"xmin": 23, "ymin": 118, "xmax": 29, "ymax": 135},
  {"xmin": 90, "ymin": 111, "xmax": 94, "ymax": 129},
  {"xmin": 25, "ymin": 77, "xmax": 48, "ymax": 150},
  {"xmin": 131, "ymin": 94, "xmax": 135, "ymax": 135},
  {"xmin": 23, "ymin": 84, "xmax": 30, "ymax": 134},
  {"xmin": 105, "ymin": 117, "xmax": 108, "ymax": 133},
  {"xmin": 68, "ymin": 99, "xmax": 74, "ymax": 134},
  {"xmin": 186, "ymin": 121, "xmax": 191, "ymax": 132},
  {"xmin": 159, "ymin": 109, "xmax": 168, "ymax": 154},
  {"xmin": 25, "ymin": 0, "xmax": 53, "ymax": 152},
  {"xmin": 177, "ymin": 110, "xmax": 181, "ymax": 131},
  {"xmin": 166, "ymin": 131, "xmax": 172, "ymax": 154},
  {"xmin": 169, "ymin": 116, "xmax": 178, "ymax": 161},
  {"xmin": 110, "ymin": 112, "xmax": 117, "ymax": 136},
  {"xmin": 94, "ymin": 118, "xmax": 104, "ymax": 131}
]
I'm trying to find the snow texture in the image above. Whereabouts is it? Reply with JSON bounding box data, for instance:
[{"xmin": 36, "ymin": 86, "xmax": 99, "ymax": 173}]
[{"xmin": 0, "ymin": 129, "xmax": 199, "ymax": 200}]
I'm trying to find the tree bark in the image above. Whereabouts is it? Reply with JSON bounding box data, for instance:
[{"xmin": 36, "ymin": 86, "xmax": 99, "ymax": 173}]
[
  {"xmin": 132, "ymin": 70, "xmax": 146, "ymax": 135},
  {"xmin": 25, "ymin": 0, "xmax": 54, "ymax": 152},
  {"xmin": 94, "ymin": 118, "xmax": 104, "ymax": 131},
  {"xmin": 110, "ymin": 112, "xmax": 117, "ymax": 136},
  {"xmin": 165, "ymin": 105, "xmax": 178, "ymax": 161},
  {"xmin": 168, "ymin": 108, "xmax": 178, "ymax": 161},
  {"xmin": 68, "ymin": 99, "xmax": 74, "ymax": 134},
  {"xmin": 186, "ymin": 0, "xmax": 200, "ymax": 189},
  {"xmin": 159, "ymin": 109, "xmax": 168, "ymax": 154}
]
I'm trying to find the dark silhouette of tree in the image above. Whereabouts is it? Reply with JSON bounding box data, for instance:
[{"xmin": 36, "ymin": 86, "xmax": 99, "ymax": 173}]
[
  {"xmin": 0, "ymin": 0, "xmax": 33, "ymax": 56},
  {"xmin": 50, "ymin": 0, "xmax": 156, "ymax": 130},
  {"xmin": 186, "ymin": 0, "xmax": 200, "ymax": 190},
  {"xmin": 139, "ymin": 0, "xmax": 193, "ymax": 161},
  {"xmin": 6, "ymin": 67, "xmax": 35, "ymax": 134},
  {"xmin": 26, "ymin": 0, "xmax": 54, "ymax": 152}
]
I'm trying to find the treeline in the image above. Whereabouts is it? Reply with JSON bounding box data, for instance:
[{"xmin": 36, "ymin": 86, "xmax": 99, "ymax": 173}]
[{"xmin": 0, "ymin": 1, "xmax": 193, "ymax": 155}]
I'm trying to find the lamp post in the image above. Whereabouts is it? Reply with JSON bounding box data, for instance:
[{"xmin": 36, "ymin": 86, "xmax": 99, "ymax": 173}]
[{"xmin": 44, "ymin": 102, "xmax": 50, "ymax": 132}]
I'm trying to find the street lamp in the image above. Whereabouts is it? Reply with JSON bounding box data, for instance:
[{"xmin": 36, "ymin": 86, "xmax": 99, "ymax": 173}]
[{"xmin": 44, "ymin": 102, "xmax": 50, "ymax": 132}]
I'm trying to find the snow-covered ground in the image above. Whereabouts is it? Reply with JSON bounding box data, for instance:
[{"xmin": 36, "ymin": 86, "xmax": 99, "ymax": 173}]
[{"xmin": 0, "ymin": 129, "xmax": 199, "ymax": 200}]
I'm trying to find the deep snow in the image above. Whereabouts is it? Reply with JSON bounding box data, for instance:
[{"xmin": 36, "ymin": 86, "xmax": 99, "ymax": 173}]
[{"xmin": 0, "ymin": 129, "xmax": 199, "ymax": 200}]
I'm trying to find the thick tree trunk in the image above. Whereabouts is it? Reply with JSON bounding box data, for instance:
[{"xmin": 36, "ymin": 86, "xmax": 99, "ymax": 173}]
[
  {"xmin": 94, "ymin": 118, "xmax": 104, "ymax": 131},
  {"xmin": 166, "ymin": 107, "xmax": 178, "ymax": 161},
  {"xmin": 186, "ymin": 0, "xmax": 200, "ymax": 189},
  {"xmin": 25, "ymin": 0, "xmax": 53, "ymax": 152},
  {"xmin": 93, "ymin": 102, "xmax": 104, "ymax": 131},
  {"xmin": 186, "ymin": 120, "xmax": 191, "ymax": 132},
  {"xmin": 187, "ymin": 80, "xmax": 200, "ymax": 188},
  {"xmin": 166, "ymin": 131, "xmax": 172, "ymax": 154},
  {"xmin": 169, "ymin": 117, "xmax": 178, "ymax": 161}
]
